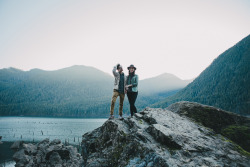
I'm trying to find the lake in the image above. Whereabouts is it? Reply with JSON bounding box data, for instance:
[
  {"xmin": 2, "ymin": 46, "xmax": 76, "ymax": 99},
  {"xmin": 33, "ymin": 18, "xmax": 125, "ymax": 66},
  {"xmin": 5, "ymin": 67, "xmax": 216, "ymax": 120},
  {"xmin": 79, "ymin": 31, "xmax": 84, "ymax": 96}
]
[
  {"xmin": 0, "ymin": 117, "xmax": 107, "ymax": 166},
  {"xmin": 0, "ymin": 117, "xmax": 107, "ymax": 144}
]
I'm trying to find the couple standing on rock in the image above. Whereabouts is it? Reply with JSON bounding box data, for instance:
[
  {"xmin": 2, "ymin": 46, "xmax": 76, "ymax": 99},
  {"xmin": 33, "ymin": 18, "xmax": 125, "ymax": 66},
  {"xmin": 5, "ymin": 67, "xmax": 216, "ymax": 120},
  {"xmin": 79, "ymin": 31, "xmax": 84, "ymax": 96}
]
[{"xmin": 109, "ymin": 64, "xmax": 138, "ymax": 120}]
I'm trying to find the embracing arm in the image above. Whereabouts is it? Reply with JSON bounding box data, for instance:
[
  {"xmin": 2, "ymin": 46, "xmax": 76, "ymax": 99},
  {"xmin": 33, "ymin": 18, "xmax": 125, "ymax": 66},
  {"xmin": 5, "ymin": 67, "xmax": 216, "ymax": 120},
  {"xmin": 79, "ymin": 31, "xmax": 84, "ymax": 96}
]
[{"xmin": 125, "ymin": 75, "xmax": 128, "ymax": 86}]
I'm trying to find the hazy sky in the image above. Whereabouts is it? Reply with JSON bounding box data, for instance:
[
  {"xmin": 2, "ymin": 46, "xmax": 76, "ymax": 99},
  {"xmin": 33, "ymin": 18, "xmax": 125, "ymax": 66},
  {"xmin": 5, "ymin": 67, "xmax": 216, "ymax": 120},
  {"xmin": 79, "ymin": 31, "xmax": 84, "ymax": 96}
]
[{"xmin": 1, "ymin": 0, "xmax": 250, "ymax": 79}]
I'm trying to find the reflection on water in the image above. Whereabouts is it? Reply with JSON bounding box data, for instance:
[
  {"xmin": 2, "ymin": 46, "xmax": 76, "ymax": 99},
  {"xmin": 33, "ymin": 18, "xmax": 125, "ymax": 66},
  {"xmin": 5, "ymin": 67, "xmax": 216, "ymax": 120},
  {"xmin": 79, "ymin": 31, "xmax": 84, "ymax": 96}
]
[{"xmin": 0, "ymin": 117, "xmax": 107, "ymax": 144}]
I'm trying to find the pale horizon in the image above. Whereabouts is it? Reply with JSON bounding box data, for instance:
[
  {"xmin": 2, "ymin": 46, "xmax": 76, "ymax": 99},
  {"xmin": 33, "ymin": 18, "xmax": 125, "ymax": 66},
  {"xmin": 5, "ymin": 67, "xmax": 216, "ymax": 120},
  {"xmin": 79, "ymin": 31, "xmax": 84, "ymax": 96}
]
[
  {"xmin": 1, "ymin": 0, "xmax": 250, "ymax": 80},
  {"xmin": 1, "ymin": 64, "xmax": 197, "ymax": 81}
]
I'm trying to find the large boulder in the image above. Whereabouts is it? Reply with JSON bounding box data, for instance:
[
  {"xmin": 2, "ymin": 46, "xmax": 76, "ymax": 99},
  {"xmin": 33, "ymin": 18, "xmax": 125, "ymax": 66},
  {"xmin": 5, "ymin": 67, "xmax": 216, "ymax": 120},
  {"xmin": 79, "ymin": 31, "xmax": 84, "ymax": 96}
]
[
  {"xmin": 10, "ymin": 141, "xmax": 23, "ymax": 150},
  {"xmin": 81, "ymin": 106, "xmax": 250, "ymax": 167},
  {"xmin": 167, "ymin": 101, "xmax": 250, "ymax": 152}
]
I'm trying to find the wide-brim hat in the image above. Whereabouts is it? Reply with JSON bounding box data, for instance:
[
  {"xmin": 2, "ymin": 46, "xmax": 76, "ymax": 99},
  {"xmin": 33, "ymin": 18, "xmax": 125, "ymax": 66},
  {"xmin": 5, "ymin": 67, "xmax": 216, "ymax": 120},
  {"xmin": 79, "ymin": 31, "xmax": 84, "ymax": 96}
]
[{"xmin": 127, "ymin": 64, "xmax": 136, "ymax": 70}]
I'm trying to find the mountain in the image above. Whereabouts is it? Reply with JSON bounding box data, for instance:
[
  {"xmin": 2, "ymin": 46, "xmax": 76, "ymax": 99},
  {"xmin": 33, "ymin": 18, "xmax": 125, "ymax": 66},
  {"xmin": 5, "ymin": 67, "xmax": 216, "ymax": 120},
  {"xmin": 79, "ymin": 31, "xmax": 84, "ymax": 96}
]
[
  {"xmin": 0, "ymin": 65, "xmax": 113, "ymax": 117},
  {"xmin": 153, "ymin": 34, "xmax": 250, "ymax": 116},
  {"xmin": 135, "ymin": 73, "xmax": 192, "ymax": 111},
  {"xmin": 12, "ymin": 102, "xmax": 250, "ymax": 166},
  {"xmin": 140, "ymin": 73, "xmax": 192, "ymax": 95},
  {"xmin": 0, "ymin": 65, "xmax": 191, "ymax": 117}
]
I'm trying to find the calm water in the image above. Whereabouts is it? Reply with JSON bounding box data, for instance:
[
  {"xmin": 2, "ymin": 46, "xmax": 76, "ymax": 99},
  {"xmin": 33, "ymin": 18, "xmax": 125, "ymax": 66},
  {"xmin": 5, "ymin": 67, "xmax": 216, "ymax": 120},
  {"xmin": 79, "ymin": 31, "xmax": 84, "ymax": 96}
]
[{"xmin": 0, "ymin": 117, "xmax": 107, "ymax": 144}]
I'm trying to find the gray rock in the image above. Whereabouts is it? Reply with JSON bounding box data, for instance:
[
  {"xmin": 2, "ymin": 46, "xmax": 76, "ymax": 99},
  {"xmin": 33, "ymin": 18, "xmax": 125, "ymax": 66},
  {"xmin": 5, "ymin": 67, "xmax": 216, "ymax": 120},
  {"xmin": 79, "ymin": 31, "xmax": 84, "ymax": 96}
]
[
  {"xmin": 10, "ymin": 140, "xmax": 23, "ymax": 150},
  {"xmin": 12, "ymin": 102, "xmax": 250, "ymax": 167},
  {"xmin": 146, "ymin": 124, "xmax": 182, "ymax": 149},
  {"xmin": 38, "ymin": 138, "xmax": 50, "ymax": 147},
  {"xmin": 50, "ymin": 139, "xmax": 61, "ymax": 146},
  {"xmin": 49, "ymin": 151, "xmax": 63, "ymax": 166},
  {"xmin": 81, "ymin": 106, "xmax": 250, "ymax": 167},
  {"xmin": 13, "ymin": 149, "xmax": 26, "ymax": 161},
  {"xmin": 12, "ymin": 139, "xmax": 83, "ymax": 167},
  {"xmin": 167, "ymin": 101, "xmax": 250, "ymax": 152},
  {"xmin": 23, "ymin": 143, "xmax": 37, "ymax": 155}
]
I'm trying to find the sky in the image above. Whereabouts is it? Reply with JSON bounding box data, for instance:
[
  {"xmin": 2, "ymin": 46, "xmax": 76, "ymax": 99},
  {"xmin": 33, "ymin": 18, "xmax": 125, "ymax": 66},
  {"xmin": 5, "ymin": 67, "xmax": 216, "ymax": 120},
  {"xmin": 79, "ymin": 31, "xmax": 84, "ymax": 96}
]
[{"xmin": 0, "ymin": 0, "xmax": 250, "ymax": 80}]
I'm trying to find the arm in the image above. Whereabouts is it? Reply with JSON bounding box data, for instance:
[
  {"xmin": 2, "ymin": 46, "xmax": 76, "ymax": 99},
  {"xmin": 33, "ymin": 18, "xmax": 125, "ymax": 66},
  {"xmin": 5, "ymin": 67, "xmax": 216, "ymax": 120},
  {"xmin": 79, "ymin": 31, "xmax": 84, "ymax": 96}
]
[
  {"xmin": 112, "ymin": 65, "xmax": 119, "ymax": 77},
  {"xmin": 125, "ymin": 75, "xmax": 128, "ymax": 86},
  {"xmin": 125, "ymin": 75, "xmax": 130, "ymax": 90},
  {"xmin": 132, "ymin": 75, "xmax": 138, "ymax": 87},
  {"xmin": 125, "ymin": 75, "xmax": 128, "ymax": 93}
]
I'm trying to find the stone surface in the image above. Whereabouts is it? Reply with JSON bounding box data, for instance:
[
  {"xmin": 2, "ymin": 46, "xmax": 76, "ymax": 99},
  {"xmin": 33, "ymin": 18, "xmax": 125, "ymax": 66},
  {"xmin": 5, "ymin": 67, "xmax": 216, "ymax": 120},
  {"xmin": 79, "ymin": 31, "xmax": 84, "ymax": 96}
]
[
  {"xmin": 10, "ymin": 141, "xmax": 23, "ymax": 150},
  {"xmin": 12, "ymin": 138, "xmax": 83, "ymax": 167},
  {"xmin": 81, "ymin": 106, "xmax": 250, "ymax": 167},
  {"xmin": 11, "ymin": 102, "xmax": 250, "ymax": 167},
  {"xmin": 167, "ymin": 101, "xmax": 250, "ymax": 152}
]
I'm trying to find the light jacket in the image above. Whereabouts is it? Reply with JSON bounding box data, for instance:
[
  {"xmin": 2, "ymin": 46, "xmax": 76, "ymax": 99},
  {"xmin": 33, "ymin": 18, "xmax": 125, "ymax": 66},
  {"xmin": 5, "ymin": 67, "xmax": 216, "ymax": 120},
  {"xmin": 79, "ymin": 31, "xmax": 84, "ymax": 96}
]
[
  {"xmin": 112, "ymin": 66, "xmax": 127, "ymax": 93},
  {"xmin": 127, "ymin": 74, "xmax": 138, "ymax": 92}
]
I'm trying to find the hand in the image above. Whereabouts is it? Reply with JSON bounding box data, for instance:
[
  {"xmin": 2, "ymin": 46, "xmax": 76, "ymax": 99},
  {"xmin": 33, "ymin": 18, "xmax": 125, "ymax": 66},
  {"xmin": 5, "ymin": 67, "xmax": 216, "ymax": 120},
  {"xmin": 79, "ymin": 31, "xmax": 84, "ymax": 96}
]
[{"xmin": 125, "ymin": 85, "xmax": 132, "ymax": 88}]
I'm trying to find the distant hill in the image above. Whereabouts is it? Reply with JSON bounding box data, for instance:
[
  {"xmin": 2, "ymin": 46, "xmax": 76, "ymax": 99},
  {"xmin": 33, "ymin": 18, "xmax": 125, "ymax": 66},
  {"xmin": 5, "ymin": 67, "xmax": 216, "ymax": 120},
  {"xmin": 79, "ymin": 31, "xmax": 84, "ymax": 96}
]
[
  {"xmin": 135, "ymin": 73, "xmax": 192, "ymax": 111},
  {"xmin": 0, "ymin": 65, "xmax": 113, "ymax": 117},
  {"xmin": 153, "ymin": 35, "xmax": 250, "ymax": 116},
  {"xmin": 0, "ymin": 65, "xmax": 190, "ymax": 117},
  {"xmin": 140, "ymin": 73, "xmax": 192, "ymax": 95}
]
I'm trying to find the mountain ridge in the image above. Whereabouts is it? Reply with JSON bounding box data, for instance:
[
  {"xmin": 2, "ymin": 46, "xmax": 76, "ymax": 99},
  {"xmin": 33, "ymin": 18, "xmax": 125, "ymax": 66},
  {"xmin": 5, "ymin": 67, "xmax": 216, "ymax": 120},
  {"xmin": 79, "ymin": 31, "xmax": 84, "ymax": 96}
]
[
  {"xmin": 153, "ymin": 34, "xmax": 250, "ymax": 115},
  {"xmin": 0, "ymin": 65, "xmax": 191, "ymax": 117},
  {"xmin": 140, "ymin": 73, "xmax": 192, "ymax": 95},
  {"xmin": 1, "ymin": 66, "xmax": 190, "ymax": 81}
]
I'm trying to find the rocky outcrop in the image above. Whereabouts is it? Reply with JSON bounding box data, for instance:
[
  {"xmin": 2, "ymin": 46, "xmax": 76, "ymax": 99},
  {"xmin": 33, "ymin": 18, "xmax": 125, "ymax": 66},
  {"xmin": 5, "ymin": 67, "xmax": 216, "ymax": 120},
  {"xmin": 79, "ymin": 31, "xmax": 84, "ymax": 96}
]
[
  {"xmin": 11, "ymin": 141, "xmax": 23, "ymax": 150},
  {"xmin": 12, "ymin": 139, "xmax": 83, "ymax": 167},
  {"xmin": 167, "ymin": 101, "xmax": 250, "ymax": 152},
  {"xmin": 12, "ymin": 102, "xmax": 250, "ymax": 167},
  {"xmin": 81, "ymin": 106, "xmax": 250, "ymax": 167}
]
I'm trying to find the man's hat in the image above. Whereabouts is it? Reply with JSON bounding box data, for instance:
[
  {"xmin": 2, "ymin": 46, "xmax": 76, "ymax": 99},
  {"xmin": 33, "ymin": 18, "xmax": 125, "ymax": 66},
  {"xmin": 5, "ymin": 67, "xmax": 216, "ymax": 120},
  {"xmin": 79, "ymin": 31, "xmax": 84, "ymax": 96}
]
[
  {"xmin": 127, "ymin": 64, "xmax": 136, "ymax": 70},
  {"xmin": 117, "ymin": 64, "xmax": 123, "ymax": 70}
]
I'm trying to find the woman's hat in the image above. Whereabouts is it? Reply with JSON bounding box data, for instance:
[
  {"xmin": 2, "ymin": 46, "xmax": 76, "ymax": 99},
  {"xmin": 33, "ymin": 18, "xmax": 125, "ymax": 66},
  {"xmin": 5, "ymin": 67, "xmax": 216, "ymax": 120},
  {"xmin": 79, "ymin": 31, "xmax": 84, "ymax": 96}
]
[{"xmin": 127, "ymin": 64, "xmax": 136, "ymax": 70}]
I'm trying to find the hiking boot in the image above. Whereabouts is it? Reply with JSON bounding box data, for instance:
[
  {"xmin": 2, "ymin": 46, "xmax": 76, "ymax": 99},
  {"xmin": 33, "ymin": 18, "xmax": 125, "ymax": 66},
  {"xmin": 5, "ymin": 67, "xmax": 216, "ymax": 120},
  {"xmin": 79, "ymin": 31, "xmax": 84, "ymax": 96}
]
[
  {"xmin": 109, "ymin": 115, "xmax": 114, "ymax": 119},
  {"xmin": 128, "ymin": 115, "xmax": 133, "ymax": 119},
  {"xmin": 119, "ymin": 115, "xmax": 124, "ymax": 120}
]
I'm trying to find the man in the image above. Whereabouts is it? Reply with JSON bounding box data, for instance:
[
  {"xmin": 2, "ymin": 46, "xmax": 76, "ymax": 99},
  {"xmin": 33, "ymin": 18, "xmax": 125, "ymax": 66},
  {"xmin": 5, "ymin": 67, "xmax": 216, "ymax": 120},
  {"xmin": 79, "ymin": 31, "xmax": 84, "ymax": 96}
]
[{"xmin": 110, "ymin": 64, "xmax": 127, "ymax": 120}]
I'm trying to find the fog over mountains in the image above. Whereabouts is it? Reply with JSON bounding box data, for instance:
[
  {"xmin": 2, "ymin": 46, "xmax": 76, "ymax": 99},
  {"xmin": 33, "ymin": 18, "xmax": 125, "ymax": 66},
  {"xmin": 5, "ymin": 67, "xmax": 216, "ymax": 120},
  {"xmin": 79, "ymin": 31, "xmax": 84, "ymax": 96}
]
[
  {"xmin": 0, "ymin": 65, "xmax": 191, "ymax": 117},
  {"xmin": 140, "ymin": 73, "xmax": 192, "ymax": 95},
  {"xmin": 1, "ymin": 35, "xmax": 249, "ymax": 117}
]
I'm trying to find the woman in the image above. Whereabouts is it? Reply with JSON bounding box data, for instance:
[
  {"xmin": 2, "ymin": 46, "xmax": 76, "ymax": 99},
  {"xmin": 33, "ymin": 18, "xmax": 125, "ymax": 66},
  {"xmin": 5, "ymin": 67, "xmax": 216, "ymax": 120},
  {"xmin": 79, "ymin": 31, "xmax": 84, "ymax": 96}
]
[{"xmin": 126, "ymin": 64, "xmax": 138, "ymax": 117}]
